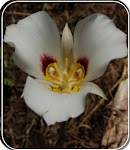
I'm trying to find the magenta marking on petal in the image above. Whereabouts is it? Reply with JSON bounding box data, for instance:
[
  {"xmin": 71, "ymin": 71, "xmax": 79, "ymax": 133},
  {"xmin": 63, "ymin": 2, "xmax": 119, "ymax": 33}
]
[
  {"xmin": 40, "ymin": 54, "xmax": 56, "ymax": 75},
  {"xmin": 77, "ymin": 57, "xmax": 89, "ymax": 76}
]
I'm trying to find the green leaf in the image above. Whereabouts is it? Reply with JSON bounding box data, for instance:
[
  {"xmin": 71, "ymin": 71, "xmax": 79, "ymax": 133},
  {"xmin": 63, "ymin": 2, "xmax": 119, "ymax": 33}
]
[{"xmin": 4, "ymin": 77, "xmax": 14, "ymax": 86}]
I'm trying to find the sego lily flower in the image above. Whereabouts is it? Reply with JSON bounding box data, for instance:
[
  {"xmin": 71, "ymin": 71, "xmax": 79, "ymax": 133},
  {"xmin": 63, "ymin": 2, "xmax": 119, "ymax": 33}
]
[{"xmin": 4, "ymin": 11, "xmax": 127, "ymax": 125}]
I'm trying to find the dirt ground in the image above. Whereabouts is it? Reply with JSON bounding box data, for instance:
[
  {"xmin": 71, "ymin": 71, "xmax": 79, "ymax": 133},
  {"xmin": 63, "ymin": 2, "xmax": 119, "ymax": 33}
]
[{"xmin": 2, "ymin": 1, "xmax": 128, "ymax": 149}]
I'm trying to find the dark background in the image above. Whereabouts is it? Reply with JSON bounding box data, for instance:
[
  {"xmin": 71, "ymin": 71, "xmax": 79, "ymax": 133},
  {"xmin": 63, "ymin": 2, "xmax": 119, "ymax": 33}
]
[{"xmin": 3, "ymin": 2, "xmax": 128, "ymax": 148}]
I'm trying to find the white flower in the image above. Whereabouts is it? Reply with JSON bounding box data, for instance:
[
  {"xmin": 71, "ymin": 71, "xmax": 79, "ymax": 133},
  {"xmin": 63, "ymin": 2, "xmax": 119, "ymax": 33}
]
[{"xmin": 4, "ymin": 11, "xmax": 127, "ymax": 125}]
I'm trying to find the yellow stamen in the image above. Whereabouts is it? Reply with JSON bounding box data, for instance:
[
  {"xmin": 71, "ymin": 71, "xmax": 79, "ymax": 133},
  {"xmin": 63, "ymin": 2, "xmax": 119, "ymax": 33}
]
[
  {"xmin": 54, "ymin": 62, "xmax": 60, "ymax": 74},
  {"xmin": 49, "ymin": 74, "xmax": 61, "ymax": 82},
  {"xmin": 45, "ymin": 58, "xmax": 86, "ymax": 94}
]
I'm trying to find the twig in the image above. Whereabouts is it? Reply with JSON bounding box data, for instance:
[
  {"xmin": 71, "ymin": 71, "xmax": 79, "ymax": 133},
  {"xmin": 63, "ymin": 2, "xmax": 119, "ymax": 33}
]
[
  {"xmin": 55, "ymin": 119, "xmax": 70, "ymax": 148},
  {"xmin": 79, "ymin": 124, "xmax": 92, "ymax": 129},
  {"xmin": 5, "ymin": 11, "xmax": 31, "ymax": 16},
  {"xmin": 69, "ymin": 133, "xmax": 91, "ymax": 148},
  {"xmin": 26, "ymin": 118, "xmax": 36, "ymax": 134}
]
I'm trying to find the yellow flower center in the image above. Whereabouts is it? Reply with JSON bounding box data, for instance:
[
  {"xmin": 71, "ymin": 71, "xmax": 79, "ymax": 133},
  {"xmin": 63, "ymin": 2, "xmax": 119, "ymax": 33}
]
[{"xmin": 45, "ymin": 58, "xmax": 85, "ymax": 93}]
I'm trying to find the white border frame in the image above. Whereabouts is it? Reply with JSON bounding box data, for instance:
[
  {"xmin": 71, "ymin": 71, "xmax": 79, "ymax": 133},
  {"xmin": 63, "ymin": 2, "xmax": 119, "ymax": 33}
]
[{"xmin": 1, "ymin": 1, "xmax": 129, "ymax": 150}]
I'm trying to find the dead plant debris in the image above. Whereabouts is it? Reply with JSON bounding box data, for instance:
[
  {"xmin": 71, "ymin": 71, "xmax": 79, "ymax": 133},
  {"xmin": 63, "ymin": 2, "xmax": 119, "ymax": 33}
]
[{"xmin": 3, "ymin": 2, "xmax": 128, "ymax": 149}]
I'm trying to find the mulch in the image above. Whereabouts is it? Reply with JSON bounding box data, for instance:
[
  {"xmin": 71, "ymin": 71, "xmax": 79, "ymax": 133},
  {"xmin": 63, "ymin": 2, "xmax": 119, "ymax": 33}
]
[{"xmin": 2, "ymin": 2, "xmax": 128, "ymax": 148}]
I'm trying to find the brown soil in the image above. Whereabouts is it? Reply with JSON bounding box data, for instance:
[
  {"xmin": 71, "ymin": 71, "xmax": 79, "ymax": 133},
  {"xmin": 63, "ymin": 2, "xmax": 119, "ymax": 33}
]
[{"xmin": 2, "ymin": 1, "xmax": 128, "ymax": 149}]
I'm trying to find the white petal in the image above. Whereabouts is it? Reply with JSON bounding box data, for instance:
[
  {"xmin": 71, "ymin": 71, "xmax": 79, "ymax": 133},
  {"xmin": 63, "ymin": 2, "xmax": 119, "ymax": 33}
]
[
  {"xmin": 23, "ymin": 76, "xmax": 91, "ymax": 125},
  {"xmin": 86, "ymin": 82, "xmax": 107, "ymax": 100},
  {"xmin": 74, "ymin": 13, "xmax": 127, "ymax": 81},
  {"xmin": 4, "ymin": 11, "xmax": 60, "ymax": 79},
  {"xmin": 61, "ymin": 23, "xmax": 74, "ymax": 68}
]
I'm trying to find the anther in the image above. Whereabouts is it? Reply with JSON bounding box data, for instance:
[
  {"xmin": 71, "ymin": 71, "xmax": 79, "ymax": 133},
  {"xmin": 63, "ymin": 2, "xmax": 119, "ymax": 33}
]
[
  {"xmin": 76, "ymin": 68, "xmax": 83, "ymax": 78},
  {"xmin": 48, "ymin": 66, "xmax": 55, "ymax": 75}
]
